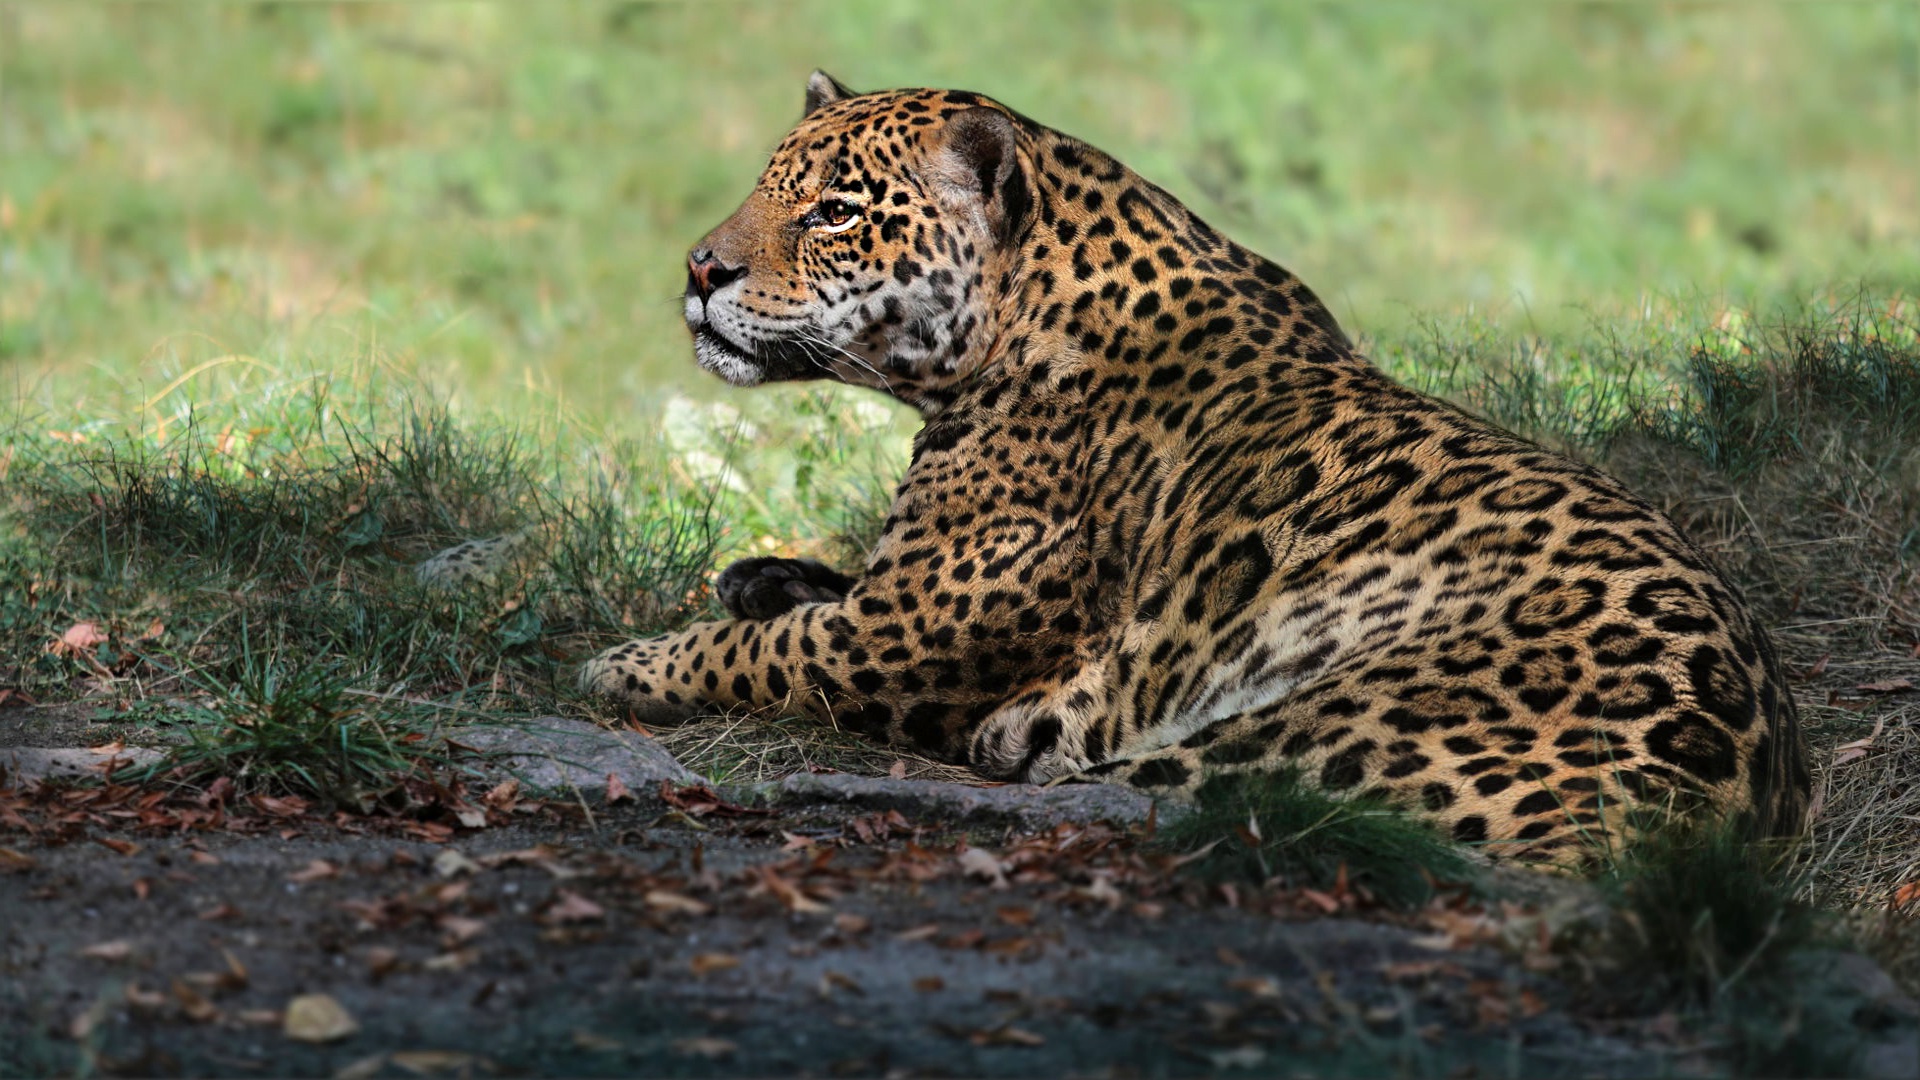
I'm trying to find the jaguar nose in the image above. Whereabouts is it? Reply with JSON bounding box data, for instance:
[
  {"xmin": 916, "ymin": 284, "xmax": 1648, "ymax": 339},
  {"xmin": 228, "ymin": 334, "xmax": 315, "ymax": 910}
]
[{"xmin": 687, "ymin": 249, "xmax": 745, "ymax": 303}]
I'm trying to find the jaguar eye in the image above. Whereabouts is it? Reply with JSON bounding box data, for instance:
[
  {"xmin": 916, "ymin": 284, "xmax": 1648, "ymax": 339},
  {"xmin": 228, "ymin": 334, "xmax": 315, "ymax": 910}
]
[{"xmin": 815, "ymin": 199, "xmax": 862, "ymax": 233}]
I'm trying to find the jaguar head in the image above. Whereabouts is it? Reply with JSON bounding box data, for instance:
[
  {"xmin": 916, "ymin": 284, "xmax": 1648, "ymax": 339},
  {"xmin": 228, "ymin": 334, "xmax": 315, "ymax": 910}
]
[{"xmin": 681, "ymin": 72, "xmax": 1034, "ymax": 411}]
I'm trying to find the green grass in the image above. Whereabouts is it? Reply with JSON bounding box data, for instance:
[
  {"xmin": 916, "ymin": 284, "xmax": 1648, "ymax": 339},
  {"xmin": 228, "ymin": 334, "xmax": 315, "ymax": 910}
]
[
  {"xmin": 0, "ymin": 361, "xmax": 912, "ymax": 803},
  {"xmin": 1595, "ymin": 821, "xmax": 1861, "ymax": 1077},
  {"xmin": 1631, "ymin": 302, "xmax": 1920, "ymax": 479},
  {"xmin": 141, "ymin": 632, "xmax": 429, "ymax": 806},
  {"xmin": 1602, "ymin": 825, "xmax": 1815, "ymax": 1004},
  {"xmin": 4, "ymin": 2, "xmax": 1915, "ymax": 421},
  {"xmin": 1159, "ymin": 770, "xmax": 1473, "ymax": 909}
]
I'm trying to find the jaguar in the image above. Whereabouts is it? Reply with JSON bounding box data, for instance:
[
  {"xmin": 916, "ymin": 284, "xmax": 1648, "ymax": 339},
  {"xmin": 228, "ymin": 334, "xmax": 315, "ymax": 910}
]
[{"xmin": 575, "ymin": 72, "xmax": 1810, "ymax": 863}]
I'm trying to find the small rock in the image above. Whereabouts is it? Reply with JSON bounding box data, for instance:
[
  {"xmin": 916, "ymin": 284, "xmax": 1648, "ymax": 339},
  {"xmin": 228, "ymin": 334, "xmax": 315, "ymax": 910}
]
[
  {"xmin": 1787, "ymin": 949, "xmax": 1920, "ymax": 1080},
  {"xmin": 1, "ymin": 747, "xmax": 164, "ymax": 786},
  {"xmin": 771, "ymin": 772, "xmax": 1159, "ymax": 830},
  {"xmin": 454, "ymin": 717, "xmax": 698, "ymax": 798}
]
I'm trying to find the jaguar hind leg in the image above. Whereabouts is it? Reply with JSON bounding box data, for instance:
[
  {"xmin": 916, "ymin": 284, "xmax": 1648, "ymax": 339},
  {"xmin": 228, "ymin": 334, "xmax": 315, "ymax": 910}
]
[
  {"xmin": 964, "ymin": 651, "xmax": 1118, "ymax": 783},
  {"xmin": 1077, "ymin": 695, "xmax": 1642, "ymax": 868}
]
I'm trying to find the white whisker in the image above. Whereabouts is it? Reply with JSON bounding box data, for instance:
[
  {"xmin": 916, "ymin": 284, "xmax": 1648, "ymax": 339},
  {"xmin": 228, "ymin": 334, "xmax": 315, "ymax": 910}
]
[{"xmin": 795, "ymin": 330, "xmax": 893, "ymax": 390}]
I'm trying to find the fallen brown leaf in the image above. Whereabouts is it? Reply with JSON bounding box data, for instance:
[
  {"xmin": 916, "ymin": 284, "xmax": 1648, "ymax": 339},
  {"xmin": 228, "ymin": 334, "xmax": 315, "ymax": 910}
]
[
  {"xmin": 287, "ymin": 859, "xmax": 340, "ymax": 884},
  {"xmin": 438, "ymin": 915, "xmax": 488, "ymax": 944},
  {"xmin": 606, "ymin": 773, "xmax": 633, "ymax": 804},
  {"xmin": 68, "ymin": 1000, "xmax": 107, "ymax": 1042},
  {"xmin": 284, "ymin": 993, "xmax": 358, "ymax": 1043},
  {"xmin": 942, "ymin": 929, "xmax": 986, "ymax": 951},
  {"xmin": 1832, "ymin": 715, "xmax": 1887, "ymax": 766},
  {"xmin": 332, "ymin": 1053, "xmax": 389, "ymax": 1080},
  {"xmin": 984, "ymin": 935, "xmax": 1038, "ymax": 957},
  {"xmin": 1382, "ymin": 960, "xmax": 1469, "ymax": 982},
  {"xmin": 1858, "ymin": 678, "xmax": 1915, "ymax": 694},
  {"xmin": 996, "ymin": 906, "xmax": 1035, "ymax": 927},
  {"xmin": 482, "ymin": 778, "xmax": 522, "ymax": 810},
  {"xmin": 819, "ymin": 970, "xmax": 865, "ymax": 997},
  {"xmin": 422, "ymin": 948, "xmax": 479, "ymax": 972},
  {"xmin": 388, "ymin": 1050, "xmax": 489, "ymax": 1075},
  {"xmin": 1209, "ymin": 1046, "xmax": 1268, "ymax": 1069},
  {"xmin": 1226, "ymin": 975, "xmax": 1280, "ymax": 998},
  {"xmin": 644, "ymin": 889, "xmax": 712, "ymax": 917},
  {"xmin": 688, "ymin": 952, "xmax": 740, "ymax": 976},
  {"xmin": 364, "ymin": 947, "xmax": 401, "ymax": 977},
  {"xmin": 171, "ymin": 979, "xmax": 219, "ymax": 1023},
  {"xmin": 80, "ymin": 940, "xmax": 134, "ymax": 961},
  {"xmin": 0, "ymin": 847, "xmax": 37, "ymax": 873},
  {"xmin": 52, "ymin": 621, "xmax": 108, "ymax": 657},
  {"xmin": 753, "ymin": 864, "xmax": 829, "ymax": 914},
  {"xmin": 572, "ymin": 1029, "xmax": 625, "ymax": 1052},
  {"xmin": 432, "ymin": 849, "xmax": 481, "ymax": 878},
  {"xmin": 1082, "ymin": 874, "xmax": 1124, "ymax": 908},
  {"xmin": 477, "ymin": 845, "xmax": 578, "ymax": 879},
  {"xmin": 541, "ymin": 890, "xmax": 605, "ymax": 924},
  {"xmin": 220, "ymin": 946, "xmax": 250, "ymax": 987},
  {"xmin": 254, "ymin": 793, "xmax": 312, "ymax": 818},
  {"xmin": 1298, "ymin": 888, "xmax": 1341, "ymax": 914},
  {"xmin": 670, "ymin": 1037, "xmax": 737, "ymax": 1059},
  {"xmin": 95, "ymin": 837, "xmax": 139, "ymax": 857},
  {"xmin": 957, "ymin": 846, "xmax": 1007, "ymax": 888},
  {"xmin": 971, "ymin": 1025, "xmax": 1045, "ymax": 1047}
]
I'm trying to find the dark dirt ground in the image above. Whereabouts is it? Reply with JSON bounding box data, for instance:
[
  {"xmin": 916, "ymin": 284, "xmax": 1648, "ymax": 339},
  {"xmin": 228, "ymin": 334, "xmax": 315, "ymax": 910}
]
[
  {"xmin": 5, "ymin": 806, "xmax": 1642, "ymax": 1079},
  {"xmin": 2, "ymin": 718, "xmax": 1916, "ymax": 1079}
]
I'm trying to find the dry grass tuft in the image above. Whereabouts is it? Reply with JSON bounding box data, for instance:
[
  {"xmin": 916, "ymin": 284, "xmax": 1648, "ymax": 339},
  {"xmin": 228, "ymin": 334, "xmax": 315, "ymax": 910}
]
[
  {"xmin": 1595, "ymin": 312, "xmax": 1920, "ymax": 994},
  {"xmin": 648, "ymin": 708, "xmax": 978, "ymax": 788}
]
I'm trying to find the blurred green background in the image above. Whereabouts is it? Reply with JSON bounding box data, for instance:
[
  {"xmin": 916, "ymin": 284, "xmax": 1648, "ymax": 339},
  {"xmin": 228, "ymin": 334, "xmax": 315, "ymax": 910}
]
[{"xmin": 4, "ymin": 0, "xmax": 1915, "ymax": 425}]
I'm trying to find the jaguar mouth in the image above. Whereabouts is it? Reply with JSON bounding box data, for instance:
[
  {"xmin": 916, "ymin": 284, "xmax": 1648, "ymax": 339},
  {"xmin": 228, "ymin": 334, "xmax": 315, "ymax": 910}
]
[
  {"xmin": 697, "ymin": 325, "xmax": 755, "ymax": 360},
  {"xmin": 693, "ymin": 326, "xmax": 766, "ymax": 386}
]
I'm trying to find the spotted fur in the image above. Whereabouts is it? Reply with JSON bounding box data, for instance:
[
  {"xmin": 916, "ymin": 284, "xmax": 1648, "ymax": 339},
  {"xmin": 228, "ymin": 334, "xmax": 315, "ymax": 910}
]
[{"xmin": 582, "ymin": 73, "xmax": 1811, "ymax": 863}]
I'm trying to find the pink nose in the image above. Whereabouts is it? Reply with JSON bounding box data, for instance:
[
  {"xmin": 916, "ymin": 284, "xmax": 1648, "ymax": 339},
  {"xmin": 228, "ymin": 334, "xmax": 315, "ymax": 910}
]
[
  {"xmin": 688, "ymin": 250, "xmax": 716, "ymax": 299},
  {"xmin": 687, "ymin": 248, "xmax": 743, "ymax": 303}
]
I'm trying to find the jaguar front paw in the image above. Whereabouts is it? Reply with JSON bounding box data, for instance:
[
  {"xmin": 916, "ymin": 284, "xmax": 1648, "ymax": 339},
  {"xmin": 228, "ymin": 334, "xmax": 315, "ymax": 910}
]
[
  {"xmin": 578, "ymin": 638, "xmax": 705, "ymax": 725},
  {"xmin": 714, "ymin": 556, "xmax": 855, "ymax": 620}
]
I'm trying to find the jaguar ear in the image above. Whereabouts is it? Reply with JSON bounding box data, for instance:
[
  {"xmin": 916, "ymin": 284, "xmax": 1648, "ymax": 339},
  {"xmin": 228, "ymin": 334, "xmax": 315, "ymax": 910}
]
[
  {"xmin": 933, "ymin": 107, "xmax": 1033, "ymax": 247},
  {"xmin": 804, "ymin": 70, "xmax": 854, "ymax": 116}
]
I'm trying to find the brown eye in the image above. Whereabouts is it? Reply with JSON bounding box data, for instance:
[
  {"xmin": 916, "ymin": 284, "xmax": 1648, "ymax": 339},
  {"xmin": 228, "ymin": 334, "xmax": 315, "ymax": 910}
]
[{"xmin": 815, "ymin": 199, "xmax": 861, "ymax": 232}]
